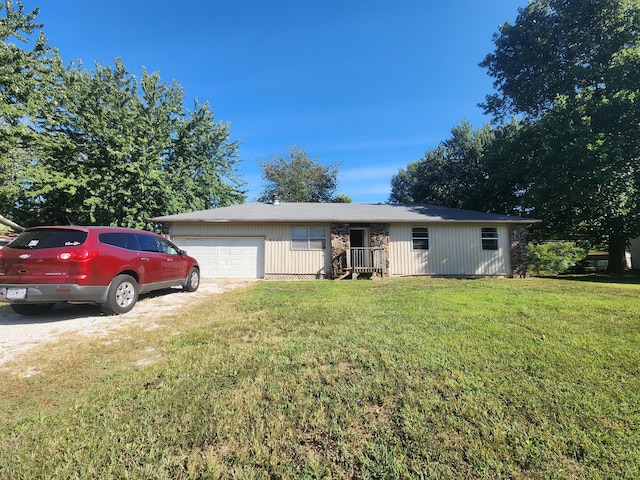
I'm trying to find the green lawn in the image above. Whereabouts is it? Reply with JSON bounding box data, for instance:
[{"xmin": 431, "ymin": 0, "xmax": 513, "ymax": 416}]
[{"xmin": 1, "ymin": 277, "xmax": 639, "ymax": 479}]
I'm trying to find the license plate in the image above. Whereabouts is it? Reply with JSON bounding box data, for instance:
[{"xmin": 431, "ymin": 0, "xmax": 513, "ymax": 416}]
[{"xmin": 7, "ymin": 288, "xmax": 27, "ymax": 300}]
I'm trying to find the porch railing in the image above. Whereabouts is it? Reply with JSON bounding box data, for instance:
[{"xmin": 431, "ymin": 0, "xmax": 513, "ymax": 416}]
[{"xmin": 346, "ymin": 247, "xmax": 387, "ymax": 276}]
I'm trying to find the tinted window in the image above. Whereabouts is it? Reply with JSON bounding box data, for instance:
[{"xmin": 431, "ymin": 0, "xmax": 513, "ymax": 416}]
[
  {"xmin": 99, "ymin": 232, "xmax": 140, "ymax": 251},
  {"xmin": 137, "ymin": 234, "xmax": 161, "ymax": 252},
  {"xmin": 157, "ymin": 238, "xmax": 180, "ymax": 255},
  {"xmin": 8, "ymin": 229, "xmax": 88, "ymax": 250}
]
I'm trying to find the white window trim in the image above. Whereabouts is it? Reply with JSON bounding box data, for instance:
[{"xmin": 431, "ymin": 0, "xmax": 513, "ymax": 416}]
[
  {"xmin": 481, "ymin": 227, "xmax": 499, "ymax": 251},
  {"xmin": 412, "ymin": 226, "xmax": 430, "ymax": 251}
]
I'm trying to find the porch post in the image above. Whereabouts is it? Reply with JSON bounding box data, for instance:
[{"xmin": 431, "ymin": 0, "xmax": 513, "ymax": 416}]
[{"xmin": 370, "ymin": 223, "xmax": 390, "ymax": 276}]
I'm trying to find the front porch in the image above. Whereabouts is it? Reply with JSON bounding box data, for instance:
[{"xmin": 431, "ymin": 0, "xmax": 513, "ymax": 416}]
[
  {"xmin": 335, "ymin": 247, "xmax": 387, "ymax": 279},
  {"xmin": 331, "ymin": 223, "xmax": 390, "ymax": 279}
]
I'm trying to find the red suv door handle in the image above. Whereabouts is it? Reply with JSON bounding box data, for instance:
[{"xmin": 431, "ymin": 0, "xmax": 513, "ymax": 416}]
[{"xmin": 141, "ymin": 257, "xmax": 150, "ymax": 261}]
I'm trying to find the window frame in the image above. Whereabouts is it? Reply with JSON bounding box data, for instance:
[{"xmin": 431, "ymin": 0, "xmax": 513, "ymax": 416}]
[
  {"xmin": 411, "ymin": 226, "xmax": 430, "ymax": 251},
  {"xmin": 481, "ymin": 227, "xmax": 499, "ymax": 251},
  {"xmin": 291, "ymin": 226, "xmax": 327, "ymax": 251}
]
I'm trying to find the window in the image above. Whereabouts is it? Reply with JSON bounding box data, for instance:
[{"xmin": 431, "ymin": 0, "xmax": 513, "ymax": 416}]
[
  {"xmin": 157, "ymin": 238, "xmax": 180, "ymax": 255},
  {"xmin": 9, "ymin": 229, "xmax": 87, "ymax": 250},
  {"xmin": 292, "ymin": 226, "xmax": 326, "ymax": 250},
  {"xmin": 412, "ymin": 227, "xmax": 430, "ymax": 250},
  {"xmin": 137, "ymin": 234, "xmax": 162, "ymax": 252},
  {"xmin": 481, "ymin": 227, "xmax": 499, "ymax": 250},
  {"xmin": 99, "ymin": 232, "xmax": 139, "ymax": 251}
]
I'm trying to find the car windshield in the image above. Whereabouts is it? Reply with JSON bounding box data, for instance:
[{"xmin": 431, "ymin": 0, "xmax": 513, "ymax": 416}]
[{"xmin": 8, "ymin": 229, "xmax": 88, "ymax": 250}]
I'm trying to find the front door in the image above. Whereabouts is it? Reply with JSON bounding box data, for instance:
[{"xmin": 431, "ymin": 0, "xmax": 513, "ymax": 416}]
[
  {"xmin": 156, "ymin": 237, "xmax": 189, "ymax": 282},
  {"xmin": 349, "ymin": 228, "xmax": 369, "ymax": 268},
  {"xmin": 349, "ymin": 228, "xmax": 367, "ymax": 248}
]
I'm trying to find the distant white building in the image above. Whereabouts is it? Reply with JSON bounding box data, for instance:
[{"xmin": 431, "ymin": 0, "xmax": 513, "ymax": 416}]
[{"xmin": 631, "ymin": 238, "xmax": 640, "ymax": 270}]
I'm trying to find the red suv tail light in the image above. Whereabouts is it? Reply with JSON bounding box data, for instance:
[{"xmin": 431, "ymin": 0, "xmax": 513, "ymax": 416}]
[{"xmin": 57, "ymin": 250, "xmax": 99, "ymax": 262}]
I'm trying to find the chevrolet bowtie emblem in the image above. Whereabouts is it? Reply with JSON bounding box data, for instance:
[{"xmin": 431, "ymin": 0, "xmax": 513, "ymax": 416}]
[{"xmin": 19, "ymin": 254, "xmax": 31, "ymax": 259}]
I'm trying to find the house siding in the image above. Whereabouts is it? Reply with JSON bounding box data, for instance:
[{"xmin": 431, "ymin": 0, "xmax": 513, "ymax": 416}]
[
  {"xmin": 389, "ymin": 224, "xmax": 511, "ymax": 276},
  {"xmin": 168, "ymin": 222, "xmax": 515, "ymax": 279},
  {"xmin": 169, "ymin": 222, "xmax": 330, "ymax": 278}
]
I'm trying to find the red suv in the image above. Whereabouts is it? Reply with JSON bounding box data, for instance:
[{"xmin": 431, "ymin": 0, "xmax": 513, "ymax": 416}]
[{"xmin": 0, "ymin": 226, "xmax": 200, "ymax": 315}]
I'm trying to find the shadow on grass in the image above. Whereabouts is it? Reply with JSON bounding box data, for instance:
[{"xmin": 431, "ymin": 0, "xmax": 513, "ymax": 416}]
[{"xmin": 540, "ymin": 271, "xmax": 640, "ymax": 285}]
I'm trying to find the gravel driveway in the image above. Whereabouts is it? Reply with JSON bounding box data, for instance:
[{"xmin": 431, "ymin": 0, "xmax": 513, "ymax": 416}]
[{"xmin": 0, "ymin": 280, "xmax": 248, "ymax": 368}]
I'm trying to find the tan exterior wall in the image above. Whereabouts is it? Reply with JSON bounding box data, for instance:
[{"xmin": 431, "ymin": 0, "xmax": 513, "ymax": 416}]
[
  {"xmin": 168, "ymin": 222, "xmax": 330, "ymax": 277},
  {"xmin": 168, "ymin": 222, "xmax": 514, "ymax": 278},
  {"xmin": 389, "ymin": 224, "xmax": 511, "ymax": 276}
]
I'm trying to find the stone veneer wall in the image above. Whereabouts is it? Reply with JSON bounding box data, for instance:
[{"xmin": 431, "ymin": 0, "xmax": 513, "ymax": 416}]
[
  {"xmin": 330, "ymin": 223, "xmax": 390, "ymax": 278},
  {"xmin": 369, "ymin": 223, "xmax": 390, "ymax": 275},
  {"xmin": 510, "ymin": 226, "xmax": 530, "ymax": 278},
  {"xmin": 330, "ymin": 224, "xmax": 350, "ymax": 278}
]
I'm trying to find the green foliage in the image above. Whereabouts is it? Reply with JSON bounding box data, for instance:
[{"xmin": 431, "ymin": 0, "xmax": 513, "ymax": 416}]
[
  {"xmin": 479, "ymin": 0, "xmax": 640, "ymax": 272},
  {"xmin": 527, "ymin": 241, "xmax": 587, "ymax": 275},
  {"xmin": 481, "ymin": 119, "xmax": 532, "ymax": 216},
  {"xmin": 18, "ymin": 59, "xmax": 245, "ymax": 229},
  {"xmin": 389, "ymin": 120, "xmax": 495, "ymax": 211},
  {"xmin": 392, "ymin": 0, "xmax": 640, "ymax": 270},
  {"xmin": 0, "ymin": 1, "xmax": 58, "ymax": 216},
  {"xmin": 0, "ymin": 0, "xmax": 49, "ymax": 123},
  {"xmin": 1, "ymin": 278, "xmax": 639, "ymax": 477},
  {"xmin": 332, "ymin": 193, "xmax": 352, "ymax": 203},
  {"xmin": 258, "ymin": 145, "xmax": 341, "ymax": 202},
  {"xmin": 510, "ymin": 95, "xmax": 640, "ymax": 257},
  {"xmin": 480, "ymin": 0, "xmax": 640, "ymax": 120},
  {"xmin": 1, "ymin": 4, "xmax": 244, "ymax": 229}
]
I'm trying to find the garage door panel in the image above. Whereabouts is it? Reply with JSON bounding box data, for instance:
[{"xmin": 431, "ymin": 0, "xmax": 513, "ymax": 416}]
[{"xmin": 173, "ymin": 237, "xmax": 264, "ymax": 279}]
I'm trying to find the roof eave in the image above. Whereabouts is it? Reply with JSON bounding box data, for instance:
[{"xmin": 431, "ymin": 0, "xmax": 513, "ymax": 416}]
[{"xmin": 152, "ymin": 217, "xmax": 541, "ymax": 224}]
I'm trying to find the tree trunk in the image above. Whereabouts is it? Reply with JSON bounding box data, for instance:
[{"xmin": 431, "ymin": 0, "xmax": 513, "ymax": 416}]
[{"xmin": 607, "ymin": 233, "xmax": 628, "ymax": 273}]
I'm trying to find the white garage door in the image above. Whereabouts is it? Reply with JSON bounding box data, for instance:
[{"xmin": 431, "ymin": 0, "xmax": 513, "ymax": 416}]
[{"xmin": 173, "ymin": 237, "xmax": 264, "ymax": 279}]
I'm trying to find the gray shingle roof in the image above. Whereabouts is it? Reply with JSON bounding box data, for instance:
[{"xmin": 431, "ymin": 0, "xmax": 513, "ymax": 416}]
[{"xmin": 152, "ymin": 203, "xmax": 538, "ymax": 224}]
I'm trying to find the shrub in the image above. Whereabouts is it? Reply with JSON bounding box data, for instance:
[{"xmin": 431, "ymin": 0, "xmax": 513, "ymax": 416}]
[{"xmin": 528, "ymin": 241, "xmax": 586, "ymax": 275}]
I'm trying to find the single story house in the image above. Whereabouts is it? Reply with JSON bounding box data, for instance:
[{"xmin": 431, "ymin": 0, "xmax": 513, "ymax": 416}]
[{"xmin": 152, "ymin": 202, "xmax": 539, "ymax": 280}]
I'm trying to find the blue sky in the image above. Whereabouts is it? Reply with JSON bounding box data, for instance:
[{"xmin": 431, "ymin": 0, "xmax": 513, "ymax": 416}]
[{"xmin": 28, "ymin": 1, "xmax": 526, "ymax": 203}]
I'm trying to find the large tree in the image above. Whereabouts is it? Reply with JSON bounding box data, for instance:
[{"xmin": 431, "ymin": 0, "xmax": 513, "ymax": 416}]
[
  {"xmin": 21, "ymin": 58, "xmax": 245, "ymax": 229},
  {"xmin": 258, "ymin": 145, "xmax": 342, "ymax": 203},
  {"xmin": 1, "ymin": 3, "xmax": 244, "ymax": 229},
  {"xmin": 389, "ymin": 121, "xmax": 494, "ymax": 211},
  {"xmin": 480, "ymin": 0, "xmax": 640, "ymax": 272},
  {"xmin": 0, "ymin": 0, "xmax": 56, "ymax": 218}
]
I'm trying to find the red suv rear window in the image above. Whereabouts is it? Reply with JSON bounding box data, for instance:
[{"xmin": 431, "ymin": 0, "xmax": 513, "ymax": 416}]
[{"xmin": 8, "ymin": 229, "xmax": 88, "ymax": 250}]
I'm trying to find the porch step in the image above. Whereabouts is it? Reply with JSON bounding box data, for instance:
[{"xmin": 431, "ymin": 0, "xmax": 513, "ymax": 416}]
[{"xmin": 336, "ymin": 269, "xmax": 352, "ymax": 280}]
